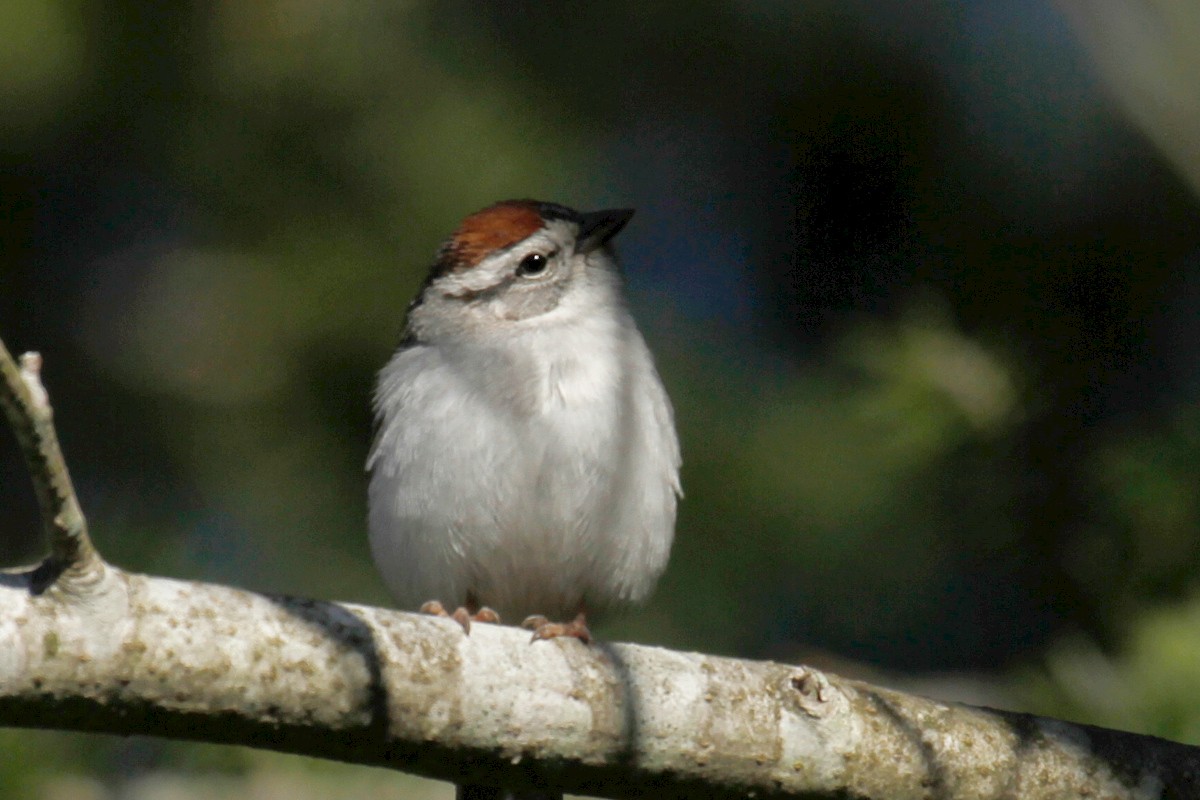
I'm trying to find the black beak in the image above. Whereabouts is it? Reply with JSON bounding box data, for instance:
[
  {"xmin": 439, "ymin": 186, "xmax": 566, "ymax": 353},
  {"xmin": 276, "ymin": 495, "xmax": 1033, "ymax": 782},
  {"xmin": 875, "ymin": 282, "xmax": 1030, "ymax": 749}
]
[{"xmin": 576, "ymin": 208, "xmax": 635, "ymax": 254}]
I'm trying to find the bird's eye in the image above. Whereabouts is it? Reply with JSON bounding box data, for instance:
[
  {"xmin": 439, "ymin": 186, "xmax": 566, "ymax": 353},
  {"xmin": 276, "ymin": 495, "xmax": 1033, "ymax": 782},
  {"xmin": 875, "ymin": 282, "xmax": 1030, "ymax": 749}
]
[{"xmin": 517, "ymin": 253, "xmax": 548, "ymax": 276}]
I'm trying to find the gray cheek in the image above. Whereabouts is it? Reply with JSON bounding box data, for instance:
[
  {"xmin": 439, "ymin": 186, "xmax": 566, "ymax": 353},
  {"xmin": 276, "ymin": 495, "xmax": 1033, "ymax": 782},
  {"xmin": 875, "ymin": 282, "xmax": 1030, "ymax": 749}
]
[{"xmin": 495, "ymin": 281, "xmax": 566, "ymax": 321}]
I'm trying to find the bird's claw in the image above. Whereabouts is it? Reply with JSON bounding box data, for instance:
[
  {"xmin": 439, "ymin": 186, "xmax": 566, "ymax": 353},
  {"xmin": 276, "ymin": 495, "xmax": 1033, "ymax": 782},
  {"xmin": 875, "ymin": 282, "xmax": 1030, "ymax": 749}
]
[
  {"xmin": 420, "ymin": 600, "xmax": 501, "ymax": 634},
  {"xmin": 471, "ymin": 606, "xmax": 501, "ymax": 624},
  {"xmin": 522, "ymin": 612, "xmax": 591, "ymax": 644}
]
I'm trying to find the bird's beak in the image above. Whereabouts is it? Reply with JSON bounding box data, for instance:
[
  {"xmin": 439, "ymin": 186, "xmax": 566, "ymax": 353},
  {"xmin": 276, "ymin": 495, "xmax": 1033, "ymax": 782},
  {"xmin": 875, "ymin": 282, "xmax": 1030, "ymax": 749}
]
[{"xmin": 576, "ymin": 208, "xmax": 635, "ymax": 254}]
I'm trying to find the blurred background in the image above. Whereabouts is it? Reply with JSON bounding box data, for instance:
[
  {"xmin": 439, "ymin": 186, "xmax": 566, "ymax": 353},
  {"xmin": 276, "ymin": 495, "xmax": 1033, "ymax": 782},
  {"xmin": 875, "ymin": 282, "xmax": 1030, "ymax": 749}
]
[{"xmin": 4, "ymin": 0, "xmax": 1200, "ymax": 797}]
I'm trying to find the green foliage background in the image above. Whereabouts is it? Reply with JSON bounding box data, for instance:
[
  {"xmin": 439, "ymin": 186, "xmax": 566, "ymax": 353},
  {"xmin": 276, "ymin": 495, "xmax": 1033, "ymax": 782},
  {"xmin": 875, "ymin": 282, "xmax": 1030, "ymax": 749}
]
[{"xmin": 3, "ymin": 2, "xmax": 1200, "ymax": 797}]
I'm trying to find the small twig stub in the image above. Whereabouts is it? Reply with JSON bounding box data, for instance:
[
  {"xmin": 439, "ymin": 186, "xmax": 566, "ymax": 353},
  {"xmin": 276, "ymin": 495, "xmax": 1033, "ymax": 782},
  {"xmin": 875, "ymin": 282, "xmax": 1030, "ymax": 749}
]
[{"xmin": 0, "ymin": 336, "xmax": 103, "ymax": 581}]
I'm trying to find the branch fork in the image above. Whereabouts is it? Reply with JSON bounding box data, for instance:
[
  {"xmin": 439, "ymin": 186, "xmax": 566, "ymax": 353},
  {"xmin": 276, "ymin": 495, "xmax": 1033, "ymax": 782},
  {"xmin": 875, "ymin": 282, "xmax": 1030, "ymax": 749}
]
[{"xmin": 0, "ymin": 339, "xmax": 104, "ymax": 591}]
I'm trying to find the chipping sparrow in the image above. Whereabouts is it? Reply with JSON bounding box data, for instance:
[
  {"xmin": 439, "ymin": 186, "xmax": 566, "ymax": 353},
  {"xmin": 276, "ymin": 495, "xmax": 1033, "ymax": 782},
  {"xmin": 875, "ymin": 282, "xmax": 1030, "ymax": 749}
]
[{"xmin": 367, "ymin": 200, "xmax": 681, "ymax": 644}]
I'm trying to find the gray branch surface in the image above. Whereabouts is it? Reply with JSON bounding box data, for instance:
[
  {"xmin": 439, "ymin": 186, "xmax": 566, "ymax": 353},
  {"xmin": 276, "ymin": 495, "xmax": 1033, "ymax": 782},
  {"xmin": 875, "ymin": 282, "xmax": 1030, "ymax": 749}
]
[
  {"xmin": 2, "ymin": 567, "xmax": 1198, "ymax": 799},
  {"xmin": 0, "ymin": 340, "xmax": 101, "ymax": 583},
  {"xmin": 3, "ymin": 338, "xmax": 1199, "ymax": 799}
]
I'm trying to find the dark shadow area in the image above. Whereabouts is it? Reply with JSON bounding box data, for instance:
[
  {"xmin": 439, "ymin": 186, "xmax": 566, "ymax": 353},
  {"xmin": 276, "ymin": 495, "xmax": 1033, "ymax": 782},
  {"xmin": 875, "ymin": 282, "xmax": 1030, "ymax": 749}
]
[
  {"xmin": 265, "ymin": 595, "xmax": 392, "ymax": 753},
  {"xmin": 862, "ymin": 691, "xmax": 950, "ymax": 800},
  {"xmin": 0, "ymin": 566, "xmax": 34, "ymax": 590},
  {"xmin": 995, "ymin": 706, "xmax": 1200, "ymax": 796}
]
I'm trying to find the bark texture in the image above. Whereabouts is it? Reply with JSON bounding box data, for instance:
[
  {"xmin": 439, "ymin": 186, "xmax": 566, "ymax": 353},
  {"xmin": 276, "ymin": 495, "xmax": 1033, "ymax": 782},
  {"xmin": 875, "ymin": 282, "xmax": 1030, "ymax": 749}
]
[{"xmin": 2, "ymin": 563, "xmax": 1198, "ymax": 799}]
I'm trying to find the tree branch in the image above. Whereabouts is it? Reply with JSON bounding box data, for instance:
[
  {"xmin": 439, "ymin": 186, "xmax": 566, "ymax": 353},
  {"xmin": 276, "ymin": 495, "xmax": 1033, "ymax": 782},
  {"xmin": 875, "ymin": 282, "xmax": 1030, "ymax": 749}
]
[
  {"xmin": 0, "ymin": 340, "xmax": 101, "ymax": 587},
  {"xmin": 3, "ymin": 336, "xmax": 1198, "ymax": 798}
]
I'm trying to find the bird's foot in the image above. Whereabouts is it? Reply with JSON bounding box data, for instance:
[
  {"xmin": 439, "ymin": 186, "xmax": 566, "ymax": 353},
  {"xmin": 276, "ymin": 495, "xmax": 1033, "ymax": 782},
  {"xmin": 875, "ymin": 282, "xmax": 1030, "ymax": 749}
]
[
  {"xmin": 420, "ymin": 600, "xmax": 501, "ymax": 634},
  {"xmin": 521, "ymin": 612, "xmax": 591, "ymax": 644}
]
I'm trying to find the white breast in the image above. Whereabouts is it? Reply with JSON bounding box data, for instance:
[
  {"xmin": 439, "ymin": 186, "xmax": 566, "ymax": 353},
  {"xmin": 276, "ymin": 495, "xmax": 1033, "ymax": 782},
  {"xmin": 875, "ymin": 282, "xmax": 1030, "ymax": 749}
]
[{"xmin": 367, "ymin": 310, "xmax": 680, "ymax": 622}]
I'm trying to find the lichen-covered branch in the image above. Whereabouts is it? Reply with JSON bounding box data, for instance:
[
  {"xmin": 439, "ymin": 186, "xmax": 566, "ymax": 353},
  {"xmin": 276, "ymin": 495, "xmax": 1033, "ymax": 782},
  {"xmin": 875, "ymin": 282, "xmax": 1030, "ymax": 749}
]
[
  {"xmin": 3, "ymin": 334, "xmax": 1199, "ymax": 798},
  {"xmin": 1, "ymin": 565, "xmax": 1198, "ymax": 799}
]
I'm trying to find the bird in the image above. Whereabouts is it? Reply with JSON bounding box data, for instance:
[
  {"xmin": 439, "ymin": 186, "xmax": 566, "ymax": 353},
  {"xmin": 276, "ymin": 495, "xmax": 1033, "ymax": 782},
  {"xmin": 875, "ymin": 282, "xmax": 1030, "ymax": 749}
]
[
  {"xmin": 368, "ymin": 199, "xmax": 681, "ymax": 642},
  {"xmin": 367, "ymin": 200, "xmax": 681, "ymax": 799}
]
